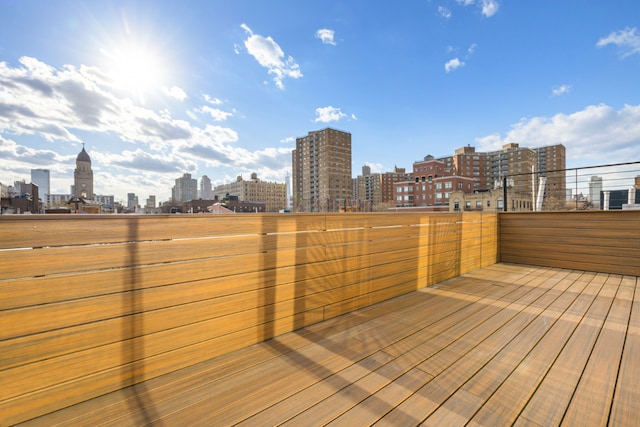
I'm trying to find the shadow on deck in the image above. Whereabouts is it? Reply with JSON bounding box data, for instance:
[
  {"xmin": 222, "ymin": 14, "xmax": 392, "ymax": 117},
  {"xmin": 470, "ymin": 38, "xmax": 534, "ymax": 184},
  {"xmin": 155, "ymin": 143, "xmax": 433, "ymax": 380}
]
[{"xmin": 21, "ymin": 263, "xmax": 640, "ymax": 426}]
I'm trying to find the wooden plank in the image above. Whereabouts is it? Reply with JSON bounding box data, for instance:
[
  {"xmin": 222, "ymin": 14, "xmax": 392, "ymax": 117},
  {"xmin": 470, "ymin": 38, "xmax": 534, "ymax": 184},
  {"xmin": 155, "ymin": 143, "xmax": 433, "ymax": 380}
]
[
  {"xmin": 324, "ymin": 276, "xmax": 538, "ymax": 426},
  {"xmin": 467, "ymin": 275, "xmax": 622, "ymax": 426},
  {"xmin": 1, "ymin": 256, "xmax": 423, "ymax": 370},
  {"xmin": 501, "ymin": 240, "xmax": 640, "ymax": 257},
  {"xmin": 500, "ymin": 233, "xmax": 640, "ymax": 249},
  {"xmin": 499, "ymin": 212, "xmax": 640, "ymax": 276},
  {"xmin": 378, "ymin": 270, "xmax": 595, "ymax": 425},
  {"xmin": 501, "ymin": 252, "xmax": 640, "ymax": 277},
  {"xmin": 0, "ymin": 213, "xmax": 502, "ymax": 425},
  {"xmin": 131, "ymin": 325, "xmax": 395, "ymax": 426},
  {"xmin": 560, "ymin": 277, "xmax": 634, "ymax": 426},
  {"xmin": 0, "ymin": 242, "xmax": 427, "ymax": 310},
  {"xmin": 515, "ymin": 275, "xmax": 634, "ymax": 426},
  {"xmin": 0, "ymin": 214, "xmax": 331, "ymax": 249},
  {"xmin": 294, "ymin": 269, "xmax": 567, "ymax": 426},
  {"xmin": 1, "ymin": 250, "xmax": 426, "ymax": 343},
  {"xmin": 499, "ymin": 211, "xmax": 640, "ymax": 229},
  {"xmin": 0, "ymin": 233, "xmax": 331, "ymax": 279},
  {"xmin": 0, "ymin": 307, "xmax": 326, "ymax": 426},
  {"xmin": 609, "ymin": 276, "xmax": 640, "ymax": 427}
]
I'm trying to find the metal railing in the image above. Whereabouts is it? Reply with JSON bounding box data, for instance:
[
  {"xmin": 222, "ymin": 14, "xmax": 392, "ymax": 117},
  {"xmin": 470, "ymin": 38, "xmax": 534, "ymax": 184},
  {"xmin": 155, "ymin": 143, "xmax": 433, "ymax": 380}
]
[{"xmin": 503, "ymin": 161, "xmax": 640, "ymax": 211}]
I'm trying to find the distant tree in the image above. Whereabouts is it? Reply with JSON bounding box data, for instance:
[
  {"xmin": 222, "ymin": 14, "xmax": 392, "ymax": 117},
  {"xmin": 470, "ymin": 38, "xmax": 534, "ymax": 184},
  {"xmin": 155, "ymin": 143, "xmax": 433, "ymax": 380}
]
[
  {"xmin": 543, "ymin": 196, "xmax": 567, "ymax": 211},
  {"xmin": 373, "ymin": 201, "xmax": 397, "ymax": 212}
]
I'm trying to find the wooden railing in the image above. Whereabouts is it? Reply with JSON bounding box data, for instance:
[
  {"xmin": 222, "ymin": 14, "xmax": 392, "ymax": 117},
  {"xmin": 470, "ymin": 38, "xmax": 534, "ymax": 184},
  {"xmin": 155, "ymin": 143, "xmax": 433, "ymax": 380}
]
[
  {"xmin": 0, "ymin": 212, "xmax": 497, "ymax": 425},
  {"xmin": 500, "ymin": 210, "xmax": 640, "ymax": 276}
]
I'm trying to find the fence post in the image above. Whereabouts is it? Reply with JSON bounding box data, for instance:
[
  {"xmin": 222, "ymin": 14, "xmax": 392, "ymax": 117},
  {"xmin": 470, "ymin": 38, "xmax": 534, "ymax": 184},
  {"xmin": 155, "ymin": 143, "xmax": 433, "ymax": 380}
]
[{"xmin": 503, "ymin": 177, "xmax": 508, "ymax": 212}]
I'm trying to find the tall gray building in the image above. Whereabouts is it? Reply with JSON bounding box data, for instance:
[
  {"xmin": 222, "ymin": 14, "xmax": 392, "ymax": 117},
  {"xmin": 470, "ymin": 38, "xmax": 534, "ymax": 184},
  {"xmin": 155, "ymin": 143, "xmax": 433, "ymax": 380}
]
[
  {"xmin": 200, "ymin": 175, "xmax": 213, "ymax": 199},
  {"xmin": 31, "ymin": 169, "xmax": 50, "ymax": 207},
  {"xmin": 589, "ymin": 176, "xmax": 603, "ymax": 208},
  {"xmin": 172, "ymin": 173, "xmax": 198, "ymax": 203}
]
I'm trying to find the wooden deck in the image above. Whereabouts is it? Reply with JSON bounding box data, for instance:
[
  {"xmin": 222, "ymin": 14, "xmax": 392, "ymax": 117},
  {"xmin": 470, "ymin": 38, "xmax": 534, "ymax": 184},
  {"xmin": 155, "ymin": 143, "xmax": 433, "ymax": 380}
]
[{"xmin": 19, "ymin": 263, "xmax": 639, "ymax": 426}]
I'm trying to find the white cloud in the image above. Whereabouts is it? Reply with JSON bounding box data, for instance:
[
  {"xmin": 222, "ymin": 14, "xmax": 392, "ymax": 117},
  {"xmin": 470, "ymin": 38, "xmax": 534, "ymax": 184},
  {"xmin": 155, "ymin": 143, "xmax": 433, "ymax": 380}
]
[
  {"xmin": 438, "ymin": 6, "xmax": 452, "ymax": 19},
  {"xmin": 162, "ymin": 85, "xmax": 187, "ymax": 101},
  {"xmin": 280, "ymin": 136, "xmax": 295, "ymax": 144},
  {"xmin": 314, "ymin": 106, "xmax": 347, "ymax": 123},
  {"xmin": 596, "ymin": 27, "xmax": 640, "ymax": 58},
  {"xmin": 203, "ymin": 94, "xmax": 223, "ymax": 105},
  {"xmin": 475, "ymin": 104, "xmax": 640, "ymax": 163},
  {"xmin": 445, "ymin": 58, "xmax": 465, "ymax": 72},
  {"xmin": 552, "ymin": 84, "xmax": 571, "ymax": 97},
  {"xmin": 481, "ymin": 0, "xmax": 499, "ymax": 17},
  {"xmin": 0, "ymin": 56, "xmax": 296, "ymax": 201},
  {"xmin": 240, "ymin": 23, "xmax": 303, "ymax": 89},
  {"xmin": 468, "ymin": 43, "xmax": 478, "ymax": 55},
  {"xmin": 315, "ymin": 28, "xmax": 336, "ymax": 45},
  {"xmin": 456, "ymin": 0, "xmax": 499, "ymax": 17},
  {"xmin": 197, "ymin": 105, "xmax": 233, "ymax": 121}
]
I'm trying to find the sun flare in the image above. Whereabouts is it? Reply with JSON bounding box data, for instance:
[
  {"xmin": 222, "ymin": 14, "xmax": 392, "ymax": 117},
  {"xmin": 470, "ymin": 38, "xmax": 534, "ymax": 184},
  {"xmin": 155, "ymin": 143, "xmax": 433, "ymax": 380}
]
[{"xmin": 101, "ymin": 39, "xmax": 167, "ymax": 104}]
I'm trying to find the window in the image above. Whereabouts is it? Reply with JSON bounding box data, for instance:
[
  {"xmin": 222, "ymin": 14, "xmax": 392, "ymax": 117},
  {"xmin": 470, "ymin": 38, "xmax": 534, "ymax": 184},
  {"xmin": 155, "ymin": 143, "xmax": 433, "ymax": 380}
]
[
  {"xmin": 435, "ymin": 183, "xmax": 442, "ymax": 189},
  {"xmin": 497, "ymin": 199, "xmax": 504, "ymax": 209},
  {"xmin": 445, "ymin": 182, "xmax": 452, "ymax": 189},
  {"xmin": 466, "ymin": 201, "xmax": 471, "ymax": 208},
  {"xmin": 476, "ymin": 201, "xmax": 482, "ymax": 208}
]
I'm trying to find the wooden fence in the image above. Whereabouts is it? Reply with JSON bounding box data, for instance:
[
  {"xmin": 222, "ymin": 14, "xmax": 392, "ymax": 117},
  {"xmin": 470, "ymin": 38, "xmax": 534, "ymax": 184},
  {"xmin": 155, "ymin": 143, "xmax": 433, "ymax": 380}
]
[
  {"xmin": 500, "ymin": 210, "xmax": 640, "ymax": 276},
  {"xmin": 0, "ymin": 212, "xmax": 497, "ymax": 425}
]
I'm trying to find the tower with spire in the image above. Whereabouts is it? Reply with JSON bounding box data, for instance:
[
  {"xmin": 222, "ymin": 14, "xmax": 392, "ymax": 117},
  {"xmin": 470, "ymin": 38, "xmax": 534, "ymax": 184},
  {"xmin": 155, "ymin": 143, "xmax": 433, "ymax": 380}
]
[{"xmin": 73, "ymin": 144, "xmax": 94, "ymax": 199}]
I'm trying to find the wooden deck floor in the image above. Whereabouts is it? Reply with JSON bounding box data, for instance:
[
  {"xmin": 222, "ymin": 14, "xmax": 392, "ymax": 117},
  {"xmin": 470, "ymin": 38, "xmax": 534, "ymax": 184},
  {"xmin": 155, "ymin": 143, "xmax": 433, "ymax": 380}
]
[{"xmin": 20, "ymin": 263, "xmax": 640, "ymax": 427}]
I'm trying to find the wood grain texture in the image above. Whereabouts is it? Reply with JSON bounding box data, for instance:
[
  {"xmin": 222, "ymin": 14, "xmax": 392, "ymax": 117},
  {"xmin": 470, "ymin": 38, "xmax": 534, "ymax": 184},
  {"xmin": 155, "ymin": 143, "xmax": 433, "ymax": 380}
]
[
  {"xmin": 0, "ymin": 212, "xmax": 497, "ymax": 424},
  {"xmin": 14, "ymin": 264, "xmax": 640, "ymax": 427},
  {"xmin": 500, "ymin": 211, "xmax": 640, "ymax": 276}
]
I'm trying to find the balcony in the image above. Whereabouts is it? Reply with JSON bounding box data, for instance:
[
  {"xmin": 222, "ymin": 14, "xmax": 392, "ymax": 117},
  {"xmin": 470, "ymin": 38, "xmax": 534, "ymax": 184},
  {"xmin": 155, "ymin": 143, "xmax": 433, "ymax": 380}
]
[{"xmin": 2, "ymin": 211, "xmax": 639, "ymax": 426}]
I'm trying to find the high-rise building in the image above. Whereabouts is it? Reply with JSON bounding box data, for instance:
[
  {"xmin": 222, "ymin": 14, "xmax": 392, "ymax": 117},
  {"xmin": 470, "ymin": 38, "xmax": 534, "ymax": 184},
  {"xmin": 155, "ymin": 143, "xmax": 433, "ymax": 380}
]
[
  {"xmin": 146, "ymin": 195, "xmax": 156, "ymax": 209},
  {"xmin": 533, "ymin": 144, "xmax": 566, "ymax": 201},
  {"xmin": 200, "ymin": 175, "xmax": 213, "ymax": 199},
  {"xmin": 213, "ymin": 173, "xmax": 286, "ymax": 213},
  {"xmin": 355, "ymin": 165, "xmax": 412, "ymax": 210},
  {"xmin": 589, "ymin": 176, "xmax": 603, "ymax": 208},
  {"xmin": 172, "ymin": 173, "xmax": 198, "ymax": 203},
  {"xmin": 292, "ymin": 127, "xmax": 352, "ymax": 212},
  {"xmin": 31, "ymin": 169, "xmax": 50, "ymax": 208},
  {"xmin": 438, "ymin": 143, "xmax": 566, "ymax": 204},
  {"xmin": 73, "ymin": 145, "xmax": 93, "ymax": 199},
  {"xmin": 127, "ymin": 193, "xmax": 139, "ymax": 210}
]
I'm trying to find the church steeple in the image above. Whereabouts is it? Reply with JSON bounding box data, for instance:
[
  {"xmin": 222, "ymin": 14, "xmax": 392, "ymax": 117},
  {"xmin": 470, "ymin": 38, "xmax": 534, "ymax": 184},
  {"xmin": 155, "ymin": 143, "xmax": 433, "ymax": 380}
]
[
  {"xmin": 76, "ymin": 143, "xmax": 91, "ymax": 163},
  {"xmin": 74, "ymin": 144, "xmax": 93, "ymax": 199}
]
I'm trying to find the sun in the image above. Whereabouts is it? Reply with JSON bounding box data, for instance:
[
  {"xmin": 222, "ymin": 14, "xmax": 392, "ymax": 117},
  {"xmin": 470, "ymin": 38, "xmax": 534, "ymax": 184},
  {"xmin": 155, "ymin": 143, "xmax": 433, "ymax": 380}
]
[{"xmin": 101, "ymin": 39, "xmax": 167, "ymax": 105}]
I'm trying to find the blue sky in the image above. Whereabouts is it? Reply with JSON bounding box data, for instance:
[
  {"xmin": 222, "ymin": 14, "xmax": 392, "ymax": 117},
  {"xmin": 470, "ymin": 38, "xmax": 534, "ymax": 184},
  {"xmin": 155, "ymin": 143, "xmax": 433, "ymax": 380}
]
[{"xmin": 1, "ymin": 0, "xmax": 639, "ymax": 203}]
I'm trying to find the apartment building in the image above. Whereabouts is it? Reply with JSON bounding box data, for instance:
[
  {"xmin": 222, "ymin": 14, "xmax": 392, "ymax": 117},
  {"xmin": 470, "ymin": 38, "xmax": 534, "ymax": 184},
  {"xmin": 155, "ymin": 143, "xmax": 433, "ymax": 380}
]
[
  {"xmin": 354, "ymin": 165, "xmax": 412, "ymax": 210},
  {"xmin": 213, "ymin": 173, "xmax": 286, "ymax": 213},
  {"xmin": 292, "ymin": 128, "xmax": 352, "ymax": 212},
  {"xmin": 533, "ymin": 144, "xmax": 567, "ymax": 201},
  {"xmin": 172, "ymin": 173, "xmax": 198, "ymax": 203},
  {"xmin": 438, "ymin": 143, "xmax": 566, "ymax": 205},
  {"xmin": 394, "ymin": 155, "xmax": 474, "ymax": 209}
]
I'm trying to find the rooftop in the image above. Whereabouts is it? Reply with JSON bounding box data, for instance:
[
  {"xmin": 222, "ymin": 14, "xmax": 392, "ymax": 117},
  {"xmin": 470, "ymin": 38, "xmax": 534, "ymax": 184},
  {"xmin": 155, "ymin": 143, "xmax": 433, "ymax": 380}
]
[{"xmin": 21, "ymin": 263, "xmax": 639, "ymax": 426}]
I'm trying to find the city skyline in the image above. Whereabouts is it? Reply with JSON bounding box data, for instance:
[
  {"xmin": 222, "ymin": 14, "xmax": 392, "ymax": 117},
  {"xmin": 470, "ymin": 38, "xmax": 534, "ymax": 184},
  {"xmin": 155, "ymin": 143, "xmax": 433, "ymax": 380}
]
[{"xmin": 1, "ymin": 1, "xmax": 640, "ymax": 202}]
